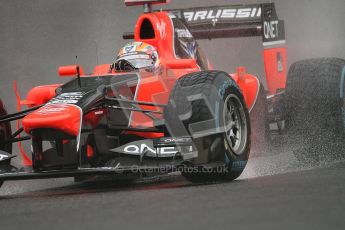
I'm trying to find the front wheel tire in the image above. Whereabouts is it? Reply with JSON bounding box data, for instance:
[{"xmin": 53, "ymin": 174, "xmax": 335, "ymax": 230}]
[
  {"xmin": 0, "ymin": 99, "xmax": 13, "ymax": 189},
  {"xmin": 165, "ymin": 71, "xmax": 251, "ymax": 182}
]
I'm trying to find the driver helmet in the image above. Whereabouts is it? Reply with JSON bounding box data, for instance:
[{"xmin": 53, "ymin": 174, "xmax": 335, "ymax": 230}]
[{"xmin": 114, "ymin": 42, "xmax": 159, "ymax": 71}]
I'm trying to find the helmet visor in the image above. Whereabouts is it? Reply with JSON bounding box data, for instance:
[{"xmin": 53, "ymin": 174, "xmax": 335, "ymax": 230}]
[{"xmin": 117, "ymin": 53, "xmax": 153, "ymax": 69}]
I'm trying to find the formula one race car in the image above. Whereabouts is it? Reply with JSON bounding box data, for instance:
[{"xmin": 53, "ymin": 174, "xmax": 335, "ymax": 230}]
[{"xmin": 0, "ymin": 0, "xmax": 288, "ymax": 186}]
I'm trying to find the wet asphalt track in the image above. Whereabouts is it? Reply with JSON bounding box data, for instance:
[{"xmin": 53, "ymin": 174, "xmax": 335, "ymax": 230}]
[{"xmin": 1, "ymin": 149, "xmax": 345, "ymax": 230}]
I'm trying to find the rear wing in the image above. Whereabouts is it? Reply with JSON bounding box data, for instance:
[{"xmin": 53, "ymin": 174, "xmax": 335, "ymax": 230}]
[
  {"xmin": 167, "ymin": 3, "xmax": 285, "ymax": 46},
  {"xmin": 123, "ymin": 3, "xmax": 285, "ymax": 47}
]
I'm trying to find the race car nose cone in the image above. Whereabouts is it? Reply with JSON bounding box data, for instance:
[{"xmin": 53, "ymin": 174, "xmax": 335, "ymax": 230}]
[{"xmin": 22, "ymin": 104, "xmax": 82, "ymax": 137}]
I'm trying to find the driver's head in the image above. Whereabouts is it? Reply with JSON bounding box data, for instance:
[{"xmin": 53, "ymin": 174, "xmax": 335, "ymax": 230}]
[{"xmin": 114, "ymin": 42, "xmax": 159, "ymax": 71}]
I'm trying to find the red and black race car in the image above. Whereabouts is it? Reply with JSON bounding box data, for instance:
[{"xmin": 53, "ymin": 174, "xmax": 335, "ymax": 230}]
[
  {"xmin": 0, "ymin": 0, "xmax": 288, "ymax": 186},
  {"xmin": 2, "ymin": 0, "xmax": 342, "ymax": 187}
]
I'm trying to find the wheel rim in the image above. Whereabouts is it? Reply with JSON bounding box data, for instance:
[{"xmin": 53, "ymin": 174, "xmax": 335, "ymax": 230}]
[{"xmin": 223, "ymin": 94, "xmax": 247, "ymax": 155}]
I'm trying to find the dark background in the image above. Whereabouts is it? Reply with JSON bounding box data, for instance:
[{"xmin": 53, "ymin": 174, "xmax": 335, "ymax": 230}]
[{"xmin": 0, "ymin": 0, "xmax": 344, "ymax": 113}]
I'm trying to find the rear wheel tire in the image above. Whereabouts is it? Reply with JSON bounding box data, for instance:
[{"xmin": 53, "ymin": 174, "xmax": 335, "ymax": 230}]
[
  {"xmin": 165, "ymin": 71, "xmax": 251, "ymax": 182},
  {"xmin": 285, "ymin": 58, "xmax": 345, "ymax": 160}
]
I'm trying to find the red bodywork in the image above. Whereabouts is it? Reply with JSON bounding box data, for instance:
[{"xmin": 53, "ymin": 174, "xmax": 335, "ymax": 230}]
[
  {"xmin": 21, "ymin": 84, "xmax": 61, "ymax": 108},
  {"xmin": 23, "ymin": 104, "xmax": 82, "ymax": 137},
  {"xmin": 264, "ymin": 47, "xmax": 287, "ymax": 95}
]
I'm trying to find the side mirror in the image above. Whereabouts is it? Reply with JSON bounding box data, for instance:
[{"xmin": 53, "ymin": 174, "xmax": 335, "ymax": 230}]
[
  {"xmin": 166, "ymin": 59, "xmax": 197, "ymax": 69},
  {"xmin": 58, "ymin": 65, "xmax": 84, "ymax": 77}
]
